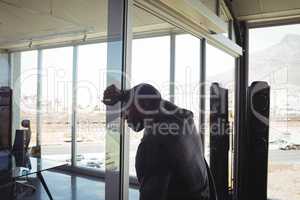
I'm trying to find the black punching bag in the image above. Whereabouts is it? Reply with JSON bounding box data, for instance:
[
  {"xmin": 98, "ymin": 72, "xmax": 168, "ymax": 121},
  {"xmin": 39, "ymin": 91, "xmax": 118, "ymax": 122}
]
[
  {"xmin": 247, "ymin": 81, "xmax": 270, "ymax": 200},
  {"xmin": 210, "ymin": 83, "xmax": 229, "ymax": 200}
]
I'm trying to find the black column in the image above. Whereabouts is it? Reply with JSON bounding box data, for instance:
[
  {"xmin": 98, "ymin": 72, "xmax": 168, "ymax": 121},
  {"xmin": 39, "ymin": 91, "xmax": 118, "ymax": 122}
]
[
  {"xmin": 199, "ymin": 38, "xmax": 206, "ymax": 153},
  {"xmin": 234, "ymin": 21, "xmax": 249, "ymax": 200}
]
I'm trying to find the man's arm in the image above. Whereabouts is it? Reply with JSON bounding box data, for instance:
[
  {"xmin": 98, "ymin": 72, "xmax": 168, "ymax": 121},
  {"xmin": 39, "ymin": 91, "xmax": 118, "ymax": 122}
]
[
  {"xmin": 136, "ymin": 139, "xmax": 172, "ymax": 200},
  {"xmin": 102, "ymin": 84, "xmax": 123, "ymax": 105}
]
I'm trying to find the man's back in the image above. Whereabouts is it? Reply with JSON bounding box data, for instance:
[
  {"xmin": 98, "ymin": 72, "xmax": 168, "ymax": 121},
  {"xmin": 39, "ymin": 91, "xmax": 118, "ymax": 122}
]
[{"xmin": 135, "ymin": 105, "xmax": 210, "ymax": 200}]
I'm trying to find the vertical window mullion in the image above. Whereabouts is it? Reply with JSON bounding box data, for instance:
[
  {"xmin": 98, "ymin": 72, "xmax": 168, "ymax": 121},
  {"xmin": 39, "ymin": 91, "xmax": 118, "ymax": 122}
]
[
  {"xmin": 200, "ymin": 38, "xmax": 206, "ymax": 154},
  {"xmin": 71, "ymin": 46, "xmax": 78, "ymax": 166},
  {"xmin": 36, "ymin": 49, "xmax": 43, "ymax": 148},
  {"xmin": 170, "ymin": 33, "xmax": 176, "ymax": 102}
]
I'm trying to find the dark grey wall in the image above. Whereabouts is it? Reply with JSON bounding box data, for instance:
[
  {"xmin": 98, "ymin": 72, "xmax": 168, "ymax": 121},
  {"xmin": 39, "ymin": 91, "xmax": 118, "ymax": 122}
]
[{"xmin": 0, "ymin": 53, "xmax": 9, "ymax": 87}]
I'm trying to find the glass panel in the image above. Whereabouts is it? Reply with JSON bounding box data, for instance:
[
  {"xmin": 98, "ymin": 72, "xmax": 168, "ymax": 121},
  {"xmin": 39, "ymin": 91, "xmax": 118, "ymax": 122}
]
[
  {"xmin": 129, "ymin": 6, "xmax": 209, "ymax": 199},
  {"xmin": 41, "ymin": 47, "xmax": 73, "ymax": 162},
  {"xmin": 76, "ymin": 43, "xmax": 107, "ymax": 169},
  {"xmin": 205, "ymin": 44, "xmax": 235, "ymax": 187},
  {"xmin": 174, "ymin": 34, "xmax": 200, "ymax": 129},
  {"xmin": 249, "ymin": 24, "xmax": 300, "ymax": 200},
  {"xmin": 130, "ymin": 35, "xmax": 170, "ymax": 177},
  {"xmin": 20, "ymin": 51, "xmax": 38, "ymax": 147}
]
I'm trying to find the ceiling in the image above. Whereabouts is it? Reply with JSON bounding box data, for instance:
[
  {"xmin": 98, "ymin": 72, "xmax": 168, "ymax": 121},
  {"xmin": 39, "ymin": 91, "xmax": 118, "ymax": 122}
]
[
  {"xmin": 231, "ymin": 0, "xmax": 300, "ymax": 21},
  {"xmin": 0, "ymin": 0, "xmax": 174, "ymax": 49},
  {"xmin": 3, "ymin": 0, "xmax": 298, "ymax": 51}
]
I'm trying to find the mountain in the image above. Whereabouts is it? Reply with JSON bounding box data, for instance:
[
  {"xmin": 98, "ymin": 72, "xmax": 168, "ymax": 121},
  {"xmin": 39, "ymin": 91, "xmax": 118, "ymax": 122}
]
[
  {"xmin": 202, "ymin": 34, "xmax": 300, "ymax": 93},
  {"xmin": 206, "ymin": 35, "xmax": 300, "ymax": 87},
  {"xmin": 208, "ymin": 34, "xmax": 300, "ymax": 117},
  {"xmin": 250, "ymin": 34, "xmax": 300, "ymax": 86}
]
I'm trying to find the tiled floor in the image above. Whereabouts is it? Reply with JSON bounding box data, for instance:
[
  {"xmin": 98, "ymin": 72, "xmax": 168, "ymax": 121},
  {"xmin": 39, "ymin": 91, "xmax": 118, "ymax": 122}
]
[{"xmin": 20, "ymin": 171, "xmax": 139, "ymax": 200}]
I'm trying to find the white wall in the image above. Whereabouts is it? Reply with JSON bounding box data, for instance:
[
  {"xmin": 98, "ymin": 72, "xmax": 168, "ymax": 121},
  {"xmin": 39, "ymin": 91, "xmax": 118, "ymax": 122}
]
[{"xmin": 0, "ymin": 53, "xmax": 9, "ymax": 87}]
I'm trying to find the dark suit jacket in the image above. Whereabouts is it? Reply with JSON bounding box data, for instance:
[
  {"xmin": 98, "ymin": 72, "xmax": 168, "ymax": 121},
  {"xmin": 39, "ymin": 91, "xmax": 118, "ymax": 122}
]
[{"xmin": 135, "ymin": 102, "xmax": 212, "ymax": 200}]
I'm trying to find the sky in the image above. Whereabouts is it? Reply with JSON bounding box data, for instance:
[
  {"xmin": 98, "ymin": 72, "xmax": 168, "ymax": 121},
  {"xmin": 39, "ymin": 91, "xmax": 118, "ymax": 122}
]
[{"xmin": 249, "ymin": 23, "xmax": 300, "ymax": 53}]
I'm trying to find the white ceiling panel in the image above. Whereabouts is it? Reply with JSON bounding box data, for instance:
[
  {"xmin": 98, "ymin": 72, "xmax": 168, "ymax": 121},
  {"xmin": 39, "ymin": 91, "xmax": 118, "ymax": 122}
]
[
  {"xmin": 232, "ymin": 0, "xmax": 300, "ymax": 21},
  {"xmin": 0, "ymin": 0, "xmax": 173, "ymax": 49},
  {"xmin": 0, "ymin": 1, "xmax": 79, "ymax": 44},
  {"xmin": 232, "ymin": 0, "xmax": 262, "ymax": 16},
  {"xmin": 1, "ymin": 0, "xmax": 52, "ymax": 13},
  {"xmin": 262, "ymin": 0, "xmax": 300, "ymax": 13},
  {"xmin": 51, "ymin": 0, "xmax": 108, "ymax": 32}
]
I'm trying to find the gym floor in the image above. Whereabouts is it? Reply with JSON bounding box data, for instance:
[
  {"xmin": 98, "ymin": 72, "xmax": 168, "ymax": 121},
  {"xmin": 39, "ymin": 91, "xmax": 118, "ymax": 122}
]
[{"xmin": 21, "ymin": 171, "xmax": 139, "ymax": 200}]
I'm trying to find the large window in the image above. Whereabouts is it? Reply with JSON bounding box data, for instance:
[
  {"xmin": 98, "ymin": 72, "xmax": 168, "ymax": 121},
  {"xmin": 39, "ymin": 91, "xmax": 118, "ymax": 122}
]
[
  {"xmin": 175, "ymin": 34, "xmax": 201, "ymax": 127},
  {"xmin": 249, "ymin": 24, "xmax": 300, "ymax": 200},
  {"xmin": 76, "ymin": 43, "xmax": 107, "ymax": 169},
  {"xmin": 41, "ymin": 47, "xmax": 73, "ymax": 161},
  {"xmin": 129, "ymin": 33, "xmax": 203, "ymax": 179}
]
